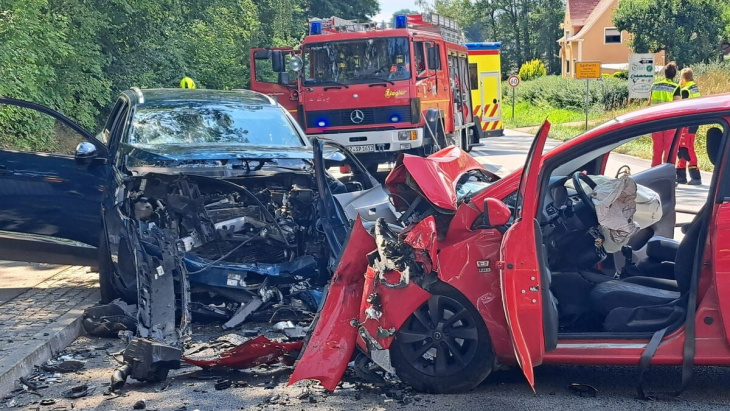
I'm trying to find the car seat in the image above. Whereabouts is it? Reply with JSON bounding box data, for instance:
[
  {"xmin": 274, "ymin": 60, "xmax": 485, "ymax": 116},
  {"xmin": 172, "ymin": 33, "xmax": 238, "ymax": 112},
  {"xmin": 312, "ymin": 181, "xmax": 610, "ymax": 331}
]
[{"xmin": 620, "ymin": 127, "xmax": 722, "ymax": 289}]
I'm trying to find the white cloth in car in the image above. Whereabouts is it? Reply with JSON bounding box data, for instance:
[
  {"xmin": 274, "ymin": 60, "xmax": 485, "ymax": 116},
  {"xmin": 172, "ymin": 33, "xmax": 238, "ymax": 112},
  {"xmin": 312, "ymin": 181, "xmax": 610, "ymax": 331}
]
[{"xmin": 588, "ymin": 175, "xmax": 662, "ymax": 252}]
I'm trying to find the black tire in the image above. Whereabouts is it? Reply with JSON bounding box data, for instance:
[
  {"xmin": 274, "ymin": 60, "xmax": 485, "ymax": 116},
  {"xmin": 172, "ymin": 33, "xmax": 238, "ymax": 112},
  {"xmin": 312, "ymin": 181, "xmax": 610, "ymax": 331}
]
[
  {"xmin": 462, "ymin": 130, "xmax": 473, "ymax": 153},
  {"xmin": 390, "ymin": 282, "xmax": 494, "ymax": 393},
  {"xmin": 435, "ymin": 122, "xmax": 447, "ymax": 151}
]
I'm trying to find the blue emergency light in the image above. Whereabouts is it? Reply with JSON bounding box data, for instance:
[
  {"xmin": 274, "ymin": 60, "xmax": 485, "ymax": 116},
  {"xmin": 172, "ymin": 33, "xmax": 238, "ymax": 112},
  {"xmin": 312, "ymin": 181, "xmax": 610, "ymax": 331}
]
[
  {"xmin": 310, "ymin": 21, "xmax": 323, "ymax": 35},
  {"xmin": 395, "ymin": 15, "xmax": 407, "ymax": 29}
]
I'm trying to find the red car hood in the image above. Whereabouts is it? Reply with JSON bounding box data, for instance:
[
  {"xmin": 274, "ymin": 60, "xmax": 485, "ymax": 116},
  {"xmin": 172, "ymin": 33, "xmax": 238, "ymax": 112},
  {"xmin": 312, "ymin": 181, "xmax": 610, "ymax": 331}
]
[{"xmin": 385, "ymin": 146, "xmax": 491, "ymax": 212}]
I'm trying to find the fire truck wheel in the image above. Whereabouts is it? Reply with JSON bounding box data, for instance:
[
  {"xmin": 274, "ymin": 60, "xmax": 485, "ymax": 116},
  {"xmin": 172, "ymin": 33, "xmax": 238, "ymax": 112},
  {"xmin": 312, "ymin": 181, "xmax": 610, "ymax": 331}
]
[
  {"xmin": 462, "ymin": 130, "xmax": 473, "ymax": 153},
  {"xmin": 390, "ymin": 282, "xmax": 494, "ymax": 393}
]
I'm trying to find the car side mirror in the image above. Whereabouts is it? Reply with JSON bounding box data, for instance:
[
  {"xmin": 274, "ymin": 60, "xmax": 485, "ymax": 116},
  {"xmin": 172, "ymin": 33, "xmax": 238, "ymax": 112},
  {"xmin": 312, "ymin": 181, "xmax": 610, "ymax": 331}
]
[
  {"xmin": 278, "ymin": 72, "xmax": 290, "ymax": 85},
  {"xmin": 482, "ymin": 197, "xmax": 511, "ymax": 227},
  {"xmin": 254, "ymin": 49, "xmax": 272, "ymax": 60},
  {"xmin": 271, "ymin": 50, "xmax": 285, "ymax": 73},
  {"xmin": 75, "ymin": 141, "xmax": 98, "ymax": 164}
]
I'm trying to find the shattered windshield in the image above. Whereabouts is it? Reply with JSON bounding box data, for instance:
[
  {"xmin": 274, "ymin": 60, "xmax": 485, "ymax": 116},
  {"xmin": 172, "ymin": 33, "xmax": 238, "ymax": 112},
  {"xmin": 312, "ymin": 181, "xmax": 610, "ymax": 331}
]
[
  {"xmin": 129, "ymin": 102, "xmax": 305, "ymax": 147},
  {"xmin": 303, "ymin": 37, "xmax": 411, "ymax": 85}
]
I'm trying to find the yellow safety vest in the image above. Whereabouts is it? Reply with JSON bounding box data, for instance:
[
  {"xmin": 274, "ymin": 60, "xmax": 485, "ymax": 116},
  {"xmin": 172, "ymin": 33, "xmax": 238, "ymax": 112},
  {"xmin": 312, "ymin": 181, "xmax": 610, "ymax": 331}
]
[
  {"xmin": 650, "ymin": 79, "xmax": 678, "ymax": 104},
  {"xmin": 681, "ymin": 81, "xmax": 700, "ymax": 98},
  {"xmin": 180, "ymin": 77, "xmax": 196, "ymax": 89}
]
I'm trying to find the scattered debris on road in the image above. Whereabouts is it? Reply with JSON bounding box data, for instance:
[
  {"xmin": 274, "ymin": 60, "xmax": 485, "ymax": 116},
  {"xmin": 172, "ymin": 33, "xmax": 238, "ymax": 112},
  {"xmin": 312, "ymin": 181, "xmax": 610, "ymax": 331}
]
[{"xmin": 183, "ymin": 334, "xmax": 303, "ymax": 370}]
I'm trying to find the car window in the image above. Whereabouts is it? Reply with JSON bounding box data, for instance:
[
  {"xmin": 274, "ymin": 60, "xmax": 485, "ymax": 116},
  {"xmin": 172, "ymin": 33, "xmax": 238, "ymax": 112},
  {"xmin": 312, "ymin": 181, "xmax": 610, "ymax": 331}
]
[
  {"xmin": 99, "ymin": 99, "xmax": 125, "ymax": 145},
  {"xmin": 129, "ymin": 103, "xmax": 305, "ymax": 147},
  {"xmin": 0, "ymin": 105, "xmax": 86, "ymax": 155}
]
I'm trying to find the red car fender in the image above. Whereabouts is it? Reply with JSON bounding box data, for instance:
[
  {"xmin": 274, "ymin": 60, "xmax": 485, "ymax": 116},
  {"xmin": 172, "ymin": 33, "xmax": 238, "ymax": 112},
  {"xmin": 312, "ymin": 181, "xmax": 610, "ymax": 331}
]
[
  {"xmin": 436, "ymin": 229, "xmax": 516, "ymax": 361},
  {"xmin": 358, "ymin": 266, "xmax": 431, "ymax": 349},
  {"xmin": 288, "ymin": 217, "xmax": 376, "ymax": 392}
]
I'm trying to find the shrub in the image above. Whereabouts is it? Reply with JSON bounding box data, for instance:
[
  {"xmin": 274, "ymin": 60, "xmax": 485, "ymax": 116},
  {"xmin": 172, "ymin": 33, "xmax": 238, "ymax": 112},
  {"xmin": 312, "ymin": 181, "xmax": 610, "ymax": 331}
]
[
  {"xmin": 518, "ymin": 59, "xmax": 547, "ymax": 81},
  {"xmin": 502, "ymin": 75, "xmax": 629, "ymax": 112},
  {"xmin": 613, "ymin": 71, "xmax": 628, "ymax": 79}
]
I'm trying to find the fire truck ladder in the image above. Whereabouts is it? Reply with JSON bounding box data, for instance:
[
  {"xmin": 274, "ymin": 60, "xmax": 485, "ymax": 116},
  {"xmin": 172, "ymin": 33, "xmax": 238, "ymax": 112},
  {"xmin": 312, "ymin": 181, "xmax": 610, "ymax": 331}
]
[
  {"xmin": 413, "ymin": 13, "xmax": 465, "ymax": 44},
  {"xmin": 309, "ymin": 16, "xmax": 377, "ymax": 33}
]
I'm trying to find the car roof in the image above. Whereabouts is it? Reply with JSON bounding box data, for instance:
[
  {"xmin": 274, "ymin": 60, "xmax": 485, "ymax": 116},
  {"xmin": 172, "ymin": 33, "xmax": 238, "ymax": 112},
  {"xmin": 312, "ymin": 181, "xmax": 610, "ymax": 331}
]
[{"xmin": 123, "ymin": 88, "xmax": 277, "ymax": 107}]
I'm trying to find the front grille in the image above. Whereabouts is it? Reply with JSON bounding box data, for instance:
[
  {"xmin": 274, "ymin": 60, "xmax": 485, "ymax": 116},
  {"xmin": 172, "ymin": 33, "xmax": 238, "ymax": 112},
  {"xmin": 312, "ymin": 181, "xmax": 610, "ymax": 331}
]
[{"xmin": 307, "ymin": 105, "xmax": 412, "ymax": 128}]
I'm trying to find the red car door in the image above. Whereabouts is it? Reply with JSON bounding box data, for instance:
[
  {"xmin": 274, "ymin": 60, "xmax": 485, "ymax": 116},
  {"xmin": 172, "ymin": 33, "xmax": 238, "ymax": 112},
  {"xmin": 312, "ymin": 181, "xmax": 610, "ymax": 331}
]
[{"xmin": 499, "ymin": 120, "xmax": 551, "ymax": 390}]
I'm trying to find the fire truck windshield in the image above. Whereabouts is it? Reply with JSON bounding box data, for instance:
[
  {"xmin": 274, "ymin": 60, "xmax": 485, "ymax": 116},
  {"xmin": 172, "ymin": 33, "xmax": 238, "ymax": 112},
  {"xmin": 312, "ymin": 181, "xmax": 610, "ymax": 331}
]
[{"xmin": 303, "ymin": 37, "xmax": 411, "ymax": 85}]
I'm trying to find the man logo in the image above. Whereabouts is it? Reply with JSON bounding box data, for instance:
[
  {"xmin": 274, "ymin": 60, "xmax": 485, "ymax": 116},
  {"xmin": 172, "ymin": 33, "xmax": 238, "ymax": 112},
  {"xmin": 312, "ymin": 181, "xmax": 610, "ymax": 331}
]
[{"xmin": 350, "ymin": 109, "xmax": 365, "ymax": 124}]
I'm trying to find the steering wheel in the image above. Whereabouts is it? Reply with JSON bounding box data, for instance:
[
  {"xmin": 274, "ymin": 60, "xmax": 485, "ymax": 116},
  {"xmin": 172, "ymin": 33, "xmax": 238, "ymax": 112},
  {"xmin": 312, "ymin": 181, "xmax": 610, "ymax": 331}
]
[{"xmin": 571, "ymin": 172, "xmax": 600, "ymax": 227}]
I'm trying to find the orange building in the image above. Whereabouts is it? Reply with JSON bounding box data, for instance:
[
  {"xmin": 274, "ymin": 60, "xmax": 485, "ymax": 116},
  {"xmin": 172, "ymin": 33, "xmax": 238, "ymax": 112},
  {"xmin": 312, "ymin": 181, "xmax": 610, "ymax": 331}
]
[{"xmin": 558, "ymin": 0, "xmax": 664, "ymax": 77}]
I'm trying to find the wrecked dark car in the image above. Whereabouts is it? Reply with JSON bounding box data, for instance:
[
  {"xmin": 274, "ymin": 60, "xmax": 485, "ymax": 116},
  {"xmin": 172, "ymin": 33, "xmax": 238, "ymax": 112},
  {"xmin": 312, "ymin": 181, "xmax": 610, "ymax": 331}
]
[{"xmin": 0, "ymin": 89, "xmax": 396, "ymax": 384}]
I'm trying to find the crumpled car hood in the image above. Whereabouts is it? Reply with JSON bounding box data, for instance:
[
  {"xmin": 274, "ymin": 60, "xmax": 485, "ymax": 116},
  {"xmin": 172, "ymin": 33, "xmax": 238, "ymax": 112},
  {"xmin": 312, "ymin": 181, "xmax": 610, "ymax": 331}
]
[{"xmin": 385, "ymin": 146, "xmax": 493, "ymax": 212}]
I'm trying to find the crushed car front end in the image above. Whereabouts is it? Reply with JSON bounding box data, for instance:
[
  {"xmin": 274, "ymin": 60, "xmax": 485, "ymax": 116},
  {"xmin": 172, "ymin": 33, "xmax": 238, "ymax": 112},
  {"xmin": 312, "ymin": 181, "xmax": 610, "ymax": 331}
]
[
  {"xmin": 101, "ymin": 90, "xmax": 396, "ymax": 385},
  {"xmin": 291, "ymin": 146, "xmax": 519, "ymax": 393}
]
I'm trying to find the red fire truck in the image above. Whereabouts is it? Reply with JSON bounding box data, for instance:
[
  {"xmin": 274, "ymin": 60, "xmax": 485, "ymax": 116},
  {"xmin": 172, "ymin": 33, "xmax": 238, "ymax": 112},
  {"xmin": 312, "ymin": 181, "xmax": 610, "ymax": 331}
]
[{"xmin": 250, "ymin": 14, "xmax": 483, "ymax": 171}]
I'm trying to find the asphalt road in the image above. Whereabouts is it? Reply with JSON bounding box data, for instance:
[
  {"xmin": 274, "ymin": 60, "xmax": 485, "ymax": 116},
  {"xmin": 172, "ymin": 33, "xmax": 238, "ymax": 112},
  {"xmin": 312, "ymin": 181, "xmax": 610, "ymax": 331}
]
[{"xmin": 3, "ymin": 131, "xmax": 727, "ymax": 411}]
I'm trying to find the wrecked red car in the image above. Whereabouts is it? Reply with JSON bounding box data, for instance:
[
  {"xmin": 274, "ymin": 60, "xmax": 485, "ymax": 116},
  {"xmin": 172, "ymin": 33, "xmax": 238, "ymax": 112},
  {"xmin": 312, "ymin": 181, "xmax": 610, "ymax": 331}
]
[{"xmin": 291, "ymin": 94, "xmax": 730, "ymax": 394}]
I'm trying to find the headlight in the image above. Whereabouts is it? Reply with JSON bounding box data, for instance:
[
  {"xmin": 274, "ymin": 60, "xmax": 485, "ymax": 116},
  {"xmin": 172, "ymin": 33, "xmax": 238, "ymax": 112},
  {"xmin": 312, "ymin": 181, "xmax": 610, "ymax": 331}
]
[{"xmin": 398, "ymin": 130, "xmax": 417, "ymax": 141}]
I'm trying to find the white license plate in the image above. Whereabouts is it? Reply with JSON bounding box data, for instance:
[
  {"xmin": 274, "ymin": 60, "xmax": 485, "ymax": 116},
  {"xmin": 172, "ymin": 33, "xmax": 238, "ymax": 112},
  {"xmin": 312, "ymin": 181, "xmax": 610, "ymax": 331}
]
[{"xmin": 350, "ymin": 144, "xmax": 376, "ymax": 153}]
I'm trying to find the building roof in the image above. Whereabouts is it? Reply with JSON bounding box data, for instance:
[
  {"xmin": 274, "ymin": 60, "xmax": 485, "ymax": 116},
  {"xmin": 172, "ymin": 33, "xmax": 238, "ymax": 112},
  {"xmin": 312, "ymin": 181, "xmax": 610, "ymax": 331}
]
[
  {"xmin": 567, "ymin": 0, "xmax": 603, "ymax": 26},
  {"xmin": 567, "ymin": 0, "xmax": 615, "ymax": 41}
]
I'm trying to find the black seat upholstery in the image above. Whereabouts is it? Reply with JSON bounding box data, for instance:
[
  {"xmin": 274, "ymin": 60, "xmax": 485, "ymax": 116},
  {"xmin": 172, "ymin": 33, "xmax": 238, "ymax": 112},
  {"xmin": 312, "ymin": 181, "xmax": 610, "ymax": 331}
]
[
  {"xmin": 589, "ymin": 207, "xmax": 703, "ymax": 332},
  {"xmin": 590, "ymin": 281, "xmax": 679, "ymax": 315}
]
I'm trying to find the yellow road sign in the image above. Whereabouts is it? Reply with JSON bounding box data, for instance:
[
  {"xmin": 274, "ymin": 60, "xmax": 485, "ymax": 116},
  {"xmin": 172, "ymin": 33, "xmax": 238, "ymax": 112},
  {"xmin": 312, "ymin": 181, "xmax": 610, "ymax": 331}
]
[{"xmin": 575, "ymin": 61, "xmax": 601, "ymax": 79}]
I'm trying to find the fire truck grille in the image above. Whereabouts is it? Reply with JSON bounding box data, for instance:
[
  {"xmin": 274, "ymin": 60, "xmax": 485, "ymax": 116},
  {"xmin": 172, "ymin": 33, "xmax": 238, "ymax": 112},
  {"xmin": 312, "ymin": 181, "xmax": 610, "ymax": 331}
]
[{"xmin": 307, "ymin": 105, "xmax": 412, "ymax": 128}]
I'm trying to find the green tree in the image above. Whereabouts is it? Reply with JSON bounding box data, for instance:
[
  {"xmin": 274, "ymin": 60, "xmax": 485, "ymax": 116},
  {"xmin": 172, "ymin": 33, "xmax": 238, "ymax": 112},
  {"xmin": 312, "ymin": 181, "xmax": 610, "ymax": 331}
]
[
  {"xmin": 308, "ymin": 0, "xmax": 379, "ymax": 21},
  {"xmin": 613, "ymin": 0, "xmax": 728, "ymax": 66},
  {"xmin": 432, "ymin": 0, "xmax": 564, "ymax": 75}
]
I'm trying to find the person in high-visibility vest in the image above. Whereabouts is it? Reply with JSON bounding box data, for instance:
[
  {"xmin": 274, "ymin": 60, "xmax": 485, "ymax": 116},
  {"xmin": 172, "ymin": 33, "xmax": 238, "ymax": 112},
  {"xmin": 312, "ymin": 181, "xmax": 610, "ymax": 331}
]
[
  {"xmin": 648, "ymin": 62, "xmax": 680, "ymax": 167},
  {"xmin": 180, "ymin": 77, "xmax": 196, "ymax": 89},
  {"xmin": 676, "ymin": 68, "xmax": 702, "ymax": 185}
]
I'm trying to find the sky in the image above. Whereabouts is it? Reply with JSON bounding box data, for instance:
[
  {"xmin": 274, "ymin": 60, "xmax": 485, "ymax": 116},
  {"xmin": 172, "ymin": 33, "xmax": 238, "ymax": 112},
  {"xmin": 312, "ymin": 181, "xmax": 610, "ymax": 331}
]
[{"xmin": 372, "ymin": 0, "xmax": 421, "ymax": 24}]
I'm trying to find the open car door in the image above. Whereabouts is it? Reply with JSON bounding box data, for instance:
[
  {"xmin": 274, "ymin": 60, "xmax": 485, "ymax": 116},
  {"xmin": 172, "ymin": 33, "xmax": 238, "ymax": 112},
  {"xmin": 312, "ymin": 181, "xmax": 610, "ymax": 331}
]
[
  {"xmin": 0, "ymin": 97, "xmax": 108, "ymax": 266},
  {"xmin": 499, "ymin": 120, "xmax": 551, "ymax": 390},
  {"xmin": 249, "ymin": 47, "xmax": 299, "ymax": 114}
]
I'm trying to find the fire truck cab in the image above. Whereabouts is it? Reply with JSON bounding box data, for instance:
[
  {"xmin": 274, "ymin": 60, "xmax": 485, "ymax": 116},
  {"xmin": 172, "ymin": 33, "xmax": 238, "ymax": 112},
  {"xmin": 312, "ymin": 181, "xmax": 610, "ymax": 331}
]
[{"xmin": 250, "ymin": 14, "xmax": 482, "ymax": 171}]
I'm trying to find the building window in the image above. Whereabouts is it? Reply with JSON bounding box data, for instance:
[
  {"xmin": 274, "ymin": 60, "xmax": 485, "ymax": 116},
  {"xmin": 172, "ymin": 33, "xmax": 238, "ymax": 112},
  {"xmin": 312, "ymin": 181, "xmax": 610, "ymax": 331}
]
[
  {"xmin": 605, "ymin": 27, "xmax": 621, "ymax": 44},
  {"xmin": 566, "ymin": 60, "xmax": 570, "ymax": 73}
]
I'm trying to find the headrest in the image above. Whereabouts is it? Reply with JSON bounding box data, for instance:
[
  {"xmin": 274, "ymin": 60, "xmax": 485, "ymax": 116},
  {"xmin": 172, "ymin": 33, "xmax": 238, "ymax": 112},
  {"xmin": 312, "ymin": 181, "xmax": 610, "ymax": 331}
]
[{"xmin": 706, "ymin": 127, "xmax": 723, "ymax": 166}]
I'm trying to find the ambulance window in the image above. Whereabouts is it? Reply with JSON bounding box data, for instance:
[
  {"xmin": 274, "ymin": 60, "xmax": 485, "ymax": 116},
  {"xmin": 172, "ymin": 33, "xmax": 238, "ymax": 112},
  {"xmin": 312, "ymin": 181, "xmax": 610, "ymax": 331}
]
[
  {"xmin": 469, "ymin": 63, "xmax": 478, "ymax": 90},
  {"xmin": 414, "ymin": 42, "xmax": 426, "ymax": 73}
]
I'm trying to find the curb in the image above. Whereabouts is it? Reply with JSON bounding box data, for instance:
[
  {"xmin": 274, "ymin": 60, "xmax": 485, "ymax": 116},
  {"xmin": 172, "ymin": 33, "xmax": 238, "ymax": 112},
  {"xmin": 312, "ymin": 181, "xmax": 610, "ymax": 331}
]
[{"xmin": 0, "ymin": 290, "xmax": 99, "ymax": 398}]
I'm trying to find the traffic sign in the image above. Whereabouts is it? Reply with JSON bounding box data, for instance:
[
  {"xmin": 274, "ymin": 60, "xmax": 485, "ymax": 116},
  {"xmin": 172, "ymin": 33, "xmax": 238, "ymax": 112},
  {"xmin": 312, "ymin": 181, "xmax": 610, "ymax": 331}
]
[
  {"xmin": 575, "ymin": 61, "xmax": 601, "ymax": 79},
  {"xmin": 508, "ymin": 75, "xmax": 520, "ymax": 88},
  {"xmin": 629, "ymin": 53, "xmax": 654, "ymax": 99}
]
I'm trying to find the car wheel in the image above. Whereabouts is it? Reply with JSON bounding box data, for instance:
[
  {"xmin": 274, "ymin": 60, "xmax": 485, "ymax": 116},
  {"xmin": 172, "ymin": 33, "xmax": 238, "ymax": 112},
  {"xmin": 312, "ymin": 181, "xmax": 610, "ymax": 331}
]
[
  {"xmin": 462, "ymin": 130, "xmax": 473, "ymax": 153},
  {"xmin": 390, "ymin": 282, "xmax": 494, "ymax": 393}
]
